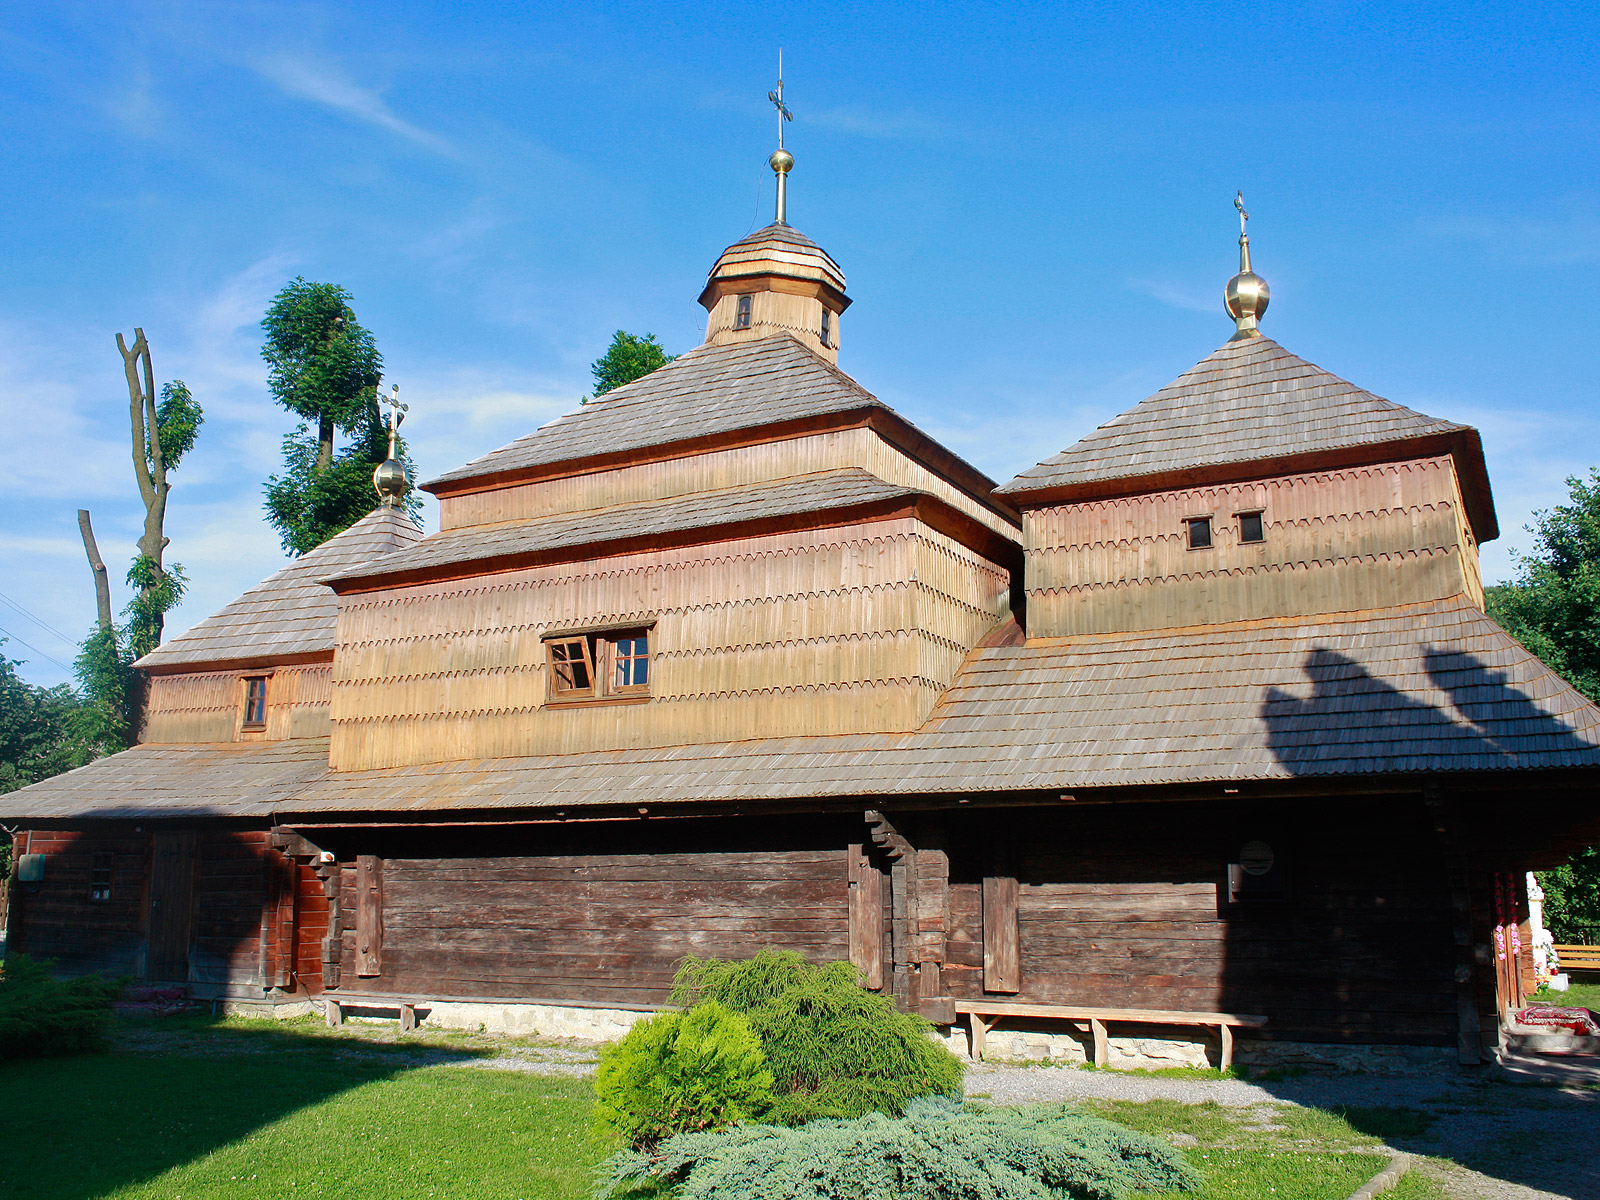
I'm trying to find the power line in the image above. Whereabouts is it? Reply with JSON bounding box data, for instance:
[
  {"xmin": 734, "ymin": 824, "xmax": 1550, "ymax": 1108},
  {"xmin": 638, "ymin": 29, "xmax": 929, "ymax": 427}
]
[
  {"xmin": 0, "ymin": 588, "xmax": 78, "ymax": 647},
  {"xmin": 0, "ymin": 625, "xmax": 74, "ymax": 674}
]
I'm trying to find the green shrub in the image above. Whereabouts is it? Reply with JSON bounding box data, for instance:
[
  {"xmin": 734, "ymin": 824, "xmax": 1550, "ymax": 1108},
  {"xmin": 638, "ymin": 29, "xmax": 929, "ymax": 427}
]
[
  {"xmin": 597, "ymin": 1097, "xmax": 1201, "ymax": 1200},
  {"xmin": 670, "ymin": 950, "xmax": 963, "ymax": 1123},
  {"xmin": 595, "ymin": 1000, "xmax": 774, "ymax": 1149},
  {"xmin": 0, "ymin": 954, "xmax": 123, "ymax": 1060}
]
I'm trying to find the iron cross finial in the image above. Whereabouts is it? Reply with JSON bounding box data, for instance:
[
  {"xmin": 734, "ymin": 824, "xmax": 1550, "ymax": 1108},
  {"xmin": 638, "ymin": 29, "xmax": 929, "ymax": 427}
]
[
  {"xmin": 379, "ymin": 382, "xmax": 407, "ymax": 440},
  {"xmin": 1235, "ymin": 191, "xmax": 1249, "ymax": 237},
  {"xmin": 768, "ymin": 49, "xmax": 792, "ymax": 148}
]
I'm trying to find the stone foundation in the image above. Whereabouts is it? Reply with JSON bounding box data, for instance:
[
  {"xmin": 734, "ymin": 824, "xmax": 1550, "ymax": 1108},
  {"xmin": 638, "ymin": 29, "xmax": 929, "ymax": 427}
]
[{"xmin": 938, "ymin": 1021, "xmax": 1459, "ymax": 1073}]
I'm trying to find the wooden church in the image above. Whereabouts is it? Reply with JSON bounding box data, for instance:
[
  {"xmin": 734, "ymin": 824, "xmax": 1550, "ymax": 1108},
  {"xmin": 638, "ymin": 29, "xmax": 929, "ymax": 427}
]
[{"xmin": 6, "ymin": 138, "xmax": 1599, "ymax": 1069}]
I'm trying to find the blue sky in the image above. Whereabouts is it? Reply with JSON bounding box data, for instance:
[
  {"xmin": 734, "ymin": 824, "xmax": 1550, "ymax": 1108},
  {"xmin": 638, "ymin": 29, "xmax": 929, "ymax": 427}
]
[{"xmin": 2, "ymin": 1, "xmax": 1597, "ymax": 687}]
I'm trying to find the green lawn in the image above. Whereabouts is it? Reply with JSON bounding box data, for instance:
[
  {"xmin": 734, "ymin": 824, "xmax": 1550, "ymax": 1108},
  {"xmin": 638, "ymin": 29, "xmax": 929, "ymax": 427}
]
[
  {"xmin": 0, "ymin": 1020, "xmax": 606, "ymax": 1200},
  {"xmin": 0, "ymin": 1019, "xmax": 1448, "ymax": 1200},
  {"xmin": 1531, "ymin": 979, "xmax": 1600, "ymax": 1010}
]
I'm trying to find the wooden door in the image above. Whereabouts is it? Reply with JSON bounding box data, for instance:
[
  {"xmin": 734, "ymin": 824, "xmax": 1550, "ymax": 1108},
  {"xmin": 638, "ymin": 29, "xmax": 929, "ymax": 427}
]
[{"xmin": 147, "ymin": 831, "xmax": 197, "ymax": 982}]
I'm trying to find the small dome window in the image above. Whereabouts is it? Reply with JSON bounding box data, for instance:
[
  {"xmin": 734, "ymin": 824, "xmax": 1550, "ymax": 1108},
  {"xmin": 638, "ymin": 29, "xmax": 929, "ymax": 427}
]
[
  {"xmin": 821, "ymin": 308, "xmax": 833, "ymax": 347},
  {"xmin": 734, "ymin": 294, "xmax": 753, "ymax": 329}
]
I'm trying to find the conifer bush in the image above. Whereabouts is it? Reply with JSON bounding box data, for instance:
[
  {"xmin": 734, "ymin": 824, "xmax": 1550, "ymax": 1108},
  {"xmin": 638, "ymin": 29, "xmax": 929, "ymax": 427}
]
[
  {"xmin": 594, "ymin": 1000, "xmax": 775, "ymax": 1149},
  {"xmin": 670, "ymin": 950, "xmax": 963, "ymax": 1123},
  {"xmin": 0, "ymin": 954, "xmax": 123, "ymax": 1060},
  {"xmin": 596, "ymin": 1098, "xmax": 1201, "ymax": 1200}
]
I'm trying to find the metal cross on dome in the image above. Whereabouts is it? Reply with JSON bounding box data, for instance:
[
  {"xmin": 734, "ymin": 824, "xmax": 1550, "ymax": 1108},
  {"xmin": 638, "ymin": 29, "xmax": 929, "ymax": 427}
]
[
  {"xmin": 379, "ymin": 382, "xmax": 407, "ymax": 438},
  {"xmin": 768, "ymin": 50, "xmax": 792, "ymax": 148},
  {"xmin": 1235, "ymin": 190, "xmax": 1249, "ymax": 236}
]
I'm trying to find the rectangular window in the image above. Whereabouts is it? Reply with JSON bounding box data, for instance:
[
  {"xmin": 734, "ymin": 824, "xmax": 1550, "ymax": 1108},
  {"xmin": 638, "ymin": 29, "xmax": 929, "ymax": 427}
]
[
  {"xmin": 820, "ymin": 308, "xmax": 833, "ymax": 347},
  {"xmin": 1186, "ymin": 517, "xmax": 1213, "ymax": 550},
  {"xmin": 242, "ymin": 676, "xmax": 268, "ymax": 727},
  {"xmin": 545, "ymin": 628, "xmax": 652, "ymax": 704},
  {"xmin": 547, "ymin": 637, "xmax": 595, "ymax": 697},
  {"xmin": 1238, "ymin": 511, "xmax": 1265, "ymax": 543},
  {"xmin": 90, "ymin": 852, "xmax": 113, "ymax": 903},
  {"xmin": 734, "ymin": 294, "xmax": 753, "ymax": 329}
]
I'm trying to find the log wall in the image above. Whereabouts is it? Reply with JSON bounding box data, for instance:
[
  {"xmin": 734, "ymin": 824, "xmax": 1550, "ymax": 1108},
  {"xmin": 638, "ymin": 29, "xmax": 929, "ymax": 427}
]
[
  {"xmin": 942, "ymin": 797, "xmax": 1459, "ymax": 1045},
  {"xmin": 437, "ymin": 425, "xmax": 1015, "ymax": 540},
  {"xmin": 329, "ymin": 518, "xmax": 1011, "ymax": 770},
  {"xmin": 323, "ymin": 818, "xmax": 853, "ymax": 1007},
  {"xmin": 143, "ymin": 663, "xmax": 333, "ymax": 744},
  {"xmin": 6, "ymin": 829, "xmax": 150, "ymax": 976},
  {"xmin": 1024, "ymin": 456, "xmax": 1483, "ymax": 637}
]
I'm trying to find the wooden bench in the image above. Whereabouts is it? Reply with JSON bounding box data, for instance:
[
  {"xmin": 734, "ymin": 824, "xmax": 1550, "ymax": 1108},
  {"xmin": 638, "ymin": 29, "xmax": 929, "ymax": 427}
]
[
  {"xmin": 323, "ymin": 994, "xmax": 422, "ymax": 1031},
  {"xmin": 954, "ymin": 1000, "xmax": 1268, "ymax": 1071},
  {"xmin": 319, "ymin": 991, "xmax": 661, "ymax": 1032},
  {"xmin": 1554, "ymin": 944, "xmax": 1600, "ymax": 971}
]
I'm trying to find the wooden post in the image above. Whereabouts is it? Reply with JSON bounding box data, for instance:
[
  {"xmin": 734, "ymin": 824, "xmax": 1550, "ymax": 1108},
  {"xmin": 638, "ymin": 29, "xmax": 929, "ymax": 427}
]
[
  {"xmin": 325, "ymin": 998, "xmax": 342, "ymax": 1028},
  {"xmin": 399, "ymin": 1003, "xmax": 416, "ymax": 1032},
  {"xmin": 1424, "ymin": 782, "xmax": 1482, "ymax": 1065},
  {"xmin": 982, "ymin": 875, "xmax": 1020, "ymax": 993},
  {"xmin": 1219, "ymin": 1023, "xmax": 1234, "ymax": 1072},
  {"xmin": 1090, "ymin": 1018, "xmax": 1108, "ymax": 1067},
  {"xmin": 355, "ymin": 855, "xmax": 383, "ymax": 977},
  {"xmin": 847, "ymin": 844, "xmax": 885, "ymax": 989}
]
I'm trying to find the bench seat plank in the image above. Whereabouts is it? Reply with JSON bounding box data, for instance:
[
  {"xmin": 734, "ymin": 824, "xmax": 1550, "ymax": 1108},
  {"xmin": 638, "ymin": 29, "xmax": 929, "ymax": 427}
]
[{"xmin": 953, "ymin": 1000, "xmax": 1268, "ymax": 1027}]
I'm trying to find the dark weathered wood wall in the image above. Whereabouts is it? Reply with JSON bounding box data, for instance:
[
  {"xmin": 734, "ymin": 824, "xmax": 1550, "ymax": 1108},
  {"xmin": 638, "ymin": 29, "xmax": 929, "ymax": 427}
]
[
  {"xmin": 318, "ymin": 817, "xmax": 855, "ymax": 1007},
  {"xmin": 939, "ymin": 796, "xmax": 1458, "ymax": 1046},
  {"xmin": 7, "ymin": 829, "xmax": 150, "ymax": 976}
]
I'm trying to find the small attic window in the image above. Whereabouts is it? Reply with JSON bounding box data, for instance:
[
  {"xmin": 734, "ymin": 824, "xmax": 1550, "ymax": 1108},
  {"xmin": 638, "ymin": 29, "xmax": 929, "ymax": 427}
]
[
  {"xmin": 734, "ymin": 294, "xmax": 753, "ymax": 329},
  {"xmin": 242, "ymin": 676, "xmax": 268, "ymax": 728},
  {"xmin": 1186, "ymin": 517, "xmax": 1213, "ymax": 550},
  {"xmin": 1238, "ymin": 511, "xmax": 1265, "ymax": 544},
  {"xmin": 544, "ymin": 627, "xmax": 653, "ymax": 705},
  {"xmin": 820, "ymin": 308, "xmax": 833, "ymax": 347}
]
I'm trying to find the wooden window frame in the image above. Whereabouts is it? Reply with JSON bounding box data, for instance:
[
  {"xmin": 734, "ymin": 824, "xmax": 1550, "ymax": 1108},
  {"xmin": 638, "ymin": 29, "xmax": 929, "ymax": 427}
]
[
  {"xmin": 1185, "ymin": 516, "xmax": 1213, "ymax": 550},
  {"xmin": 241, "ymin": 675, "xmax": 269, "ymax": 729},
  {"xmin": 1237, "ymin": 510, "xmax": 1265, "ymax": 544},
  {"xmin": 543, "ymin": 624, "xmax": 653, "ymax": 707},
  {"xmin": 820, "ymin": 307, "xmax": 833, "ymax": 348},
  {"xmin": 734, "ymin": 293, "xmax": 753, "ymax": 329},
  {"xmin": 89, "ymin": 851, "xmax": 113, "ymax": 903}
]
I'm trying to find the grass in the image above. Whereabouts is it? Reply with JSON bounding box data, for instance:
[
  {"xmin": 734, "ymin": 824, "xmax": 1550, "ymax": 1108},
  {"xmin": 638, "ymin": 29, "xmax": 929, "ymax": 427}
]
[
  {"xmin": 0, "ymin": 1017, "xmax": 607, "ymax": 1200},
  {"xmin": 1530, "ymin": 979, "xmax": 1600, "ymax": 1009}
]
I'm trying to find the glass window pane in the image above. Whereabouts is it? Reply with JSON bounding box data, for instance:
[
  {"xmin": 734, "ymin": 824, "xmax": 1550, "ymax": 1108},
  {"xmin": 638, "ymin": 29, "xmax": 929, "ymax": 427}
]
[
  {"xmin": 1187, "ymin": 518, "xmax": 1212, "ymax": 549},
  {"xmin": 1240, "ymin": 512, "xmax": 1264, "ymax": 543}
]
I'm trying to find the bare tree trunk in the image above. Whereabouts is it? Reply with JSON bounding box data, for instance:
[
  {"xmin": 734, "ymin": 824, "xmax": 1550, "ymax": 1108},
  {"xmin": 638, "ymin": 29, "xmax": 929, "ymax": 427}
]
[
  {"xmin": 117, "ymin": 328, "xmax": 171, "ymax": 650},
  {"xmin": 77, "ymin": 509, "xmax": 113, "ymax": 632}
]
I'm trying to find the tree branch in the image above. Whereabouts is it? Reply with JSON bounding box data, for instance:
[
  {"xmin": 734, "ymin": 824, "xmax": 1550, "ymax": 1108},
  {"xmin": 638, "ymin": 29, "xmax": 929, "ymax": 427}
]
[
  {"xmin": 118, "ymin": 330, "xmax": 157, "ymax": 510},
  {"xmin": 77, "ymin": 509, "xmax": 113, "ymax": 632}
]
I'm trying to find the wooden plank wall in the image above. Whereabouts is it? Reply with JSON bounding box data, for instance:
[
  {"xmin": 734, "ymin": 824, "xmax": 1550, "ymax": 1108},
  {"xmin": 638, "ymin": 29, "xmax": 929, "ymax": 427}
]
[
  {"xmin": 294, "ymin": 861, "xmax": 330, "ymax": 994},
  {"xmin": 942, "ymin": 797, "xmax": 1459, "ymax": 1046},
  {"xmin": 7, "ymin": 829, "xmax": 150, "ymax": 976},
  {"xmin": 437, "ymin": 426, "xmax": 1017, "ymax": 541},
  {"xmin": 188, "ymin": 832, "xmax": 271, "ymax": 989},
  {"xmin": 330, "ymin": 519, "xmax": 1011, "ymax": 770},
  {"xmin": 143, "ymin": 663, "xmax": 333, "ymax": 744},
  {"xmin": 1025, "ymin": 456, "xmax": 1484, "ymax": 637},
  {"xmin": 324, "ymin": 818, "xmax": 853, "ymax": 1007}
]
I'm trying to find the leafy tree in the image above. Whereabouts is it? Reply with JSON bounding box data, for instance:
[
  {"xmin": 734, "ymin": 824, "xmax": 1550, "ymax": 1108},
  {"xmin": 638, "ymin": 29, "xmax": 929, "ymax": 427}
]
[
  {"xmin": 260, "ymin": 280, "xmax": 412, "ymax": 554},
  {"xmin": 1487, "ymin": 470, "xmax": 1600, "ymax": 943},
  {"xmin": 590, "ymin": 331, "xmax": 675, "ymax": 399},
  {"xmin": 0, "ymin": 645, "xmax": 116, "ymax": 796}
]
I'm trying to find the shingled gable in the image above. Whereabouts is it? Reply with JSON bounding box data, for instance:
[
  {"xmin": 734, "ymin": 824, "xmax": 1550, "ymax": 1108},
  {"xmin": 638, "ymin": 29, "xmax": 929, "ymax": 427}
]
[
  {"xmin": 326, "ymin": 468, "xmax": 1016, "ymax": 592},
  {"xmin": 421, "ymin": 333, "xmax": 1006, "ymax": 511},
  {"xmin": 133, "ymin": 506, "xmax": 422, "ymax": 674},
  {"xmin": 999, "ymin": 336, "xmax": 1498, "ymax": 541}
]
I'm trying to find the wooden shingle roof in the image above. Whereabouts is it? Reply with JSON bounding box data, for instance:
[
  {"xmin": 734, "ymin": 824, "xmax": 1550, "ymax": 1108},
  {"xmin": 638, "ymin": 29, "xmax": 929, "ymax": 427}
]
[
  {"xmin": 326, "ymin": 469, "xmax": 936, "ymax": 590},
  {"xmin": 1001, "ymin": 337, "xmax": 1497, "ymax": 538},
  {"xmin": 13, "ymin": 597, "xmax": 1594, "ymax": 819},
  {"xmin": 423, "ymin": 335, "xmax": 895, "ymax": 490},
  {"xmin": 134, "ymin": 507, "xmax": 422, "ymax": 673}
]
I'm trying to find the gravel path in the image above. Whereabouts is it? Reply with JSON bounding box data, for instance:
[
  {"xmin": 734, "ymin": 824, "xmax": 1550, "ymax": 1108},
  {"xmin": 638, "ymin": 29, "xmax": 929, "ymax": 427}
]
[{"xmin": 965, "ymin": 1056, "xmax": 1600, "ymax": 1200}]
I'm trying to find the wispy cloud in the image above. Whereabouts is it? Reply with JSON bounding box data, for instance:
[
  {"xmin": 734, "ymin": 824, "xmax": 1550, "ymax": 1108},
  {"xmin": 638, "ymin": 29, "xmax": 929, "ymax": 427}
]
[
  {"xmin": 1421, "ymin": 207, "xmax": 1600, "ymax": 267},
  {"xmin": 1126, "ymin": 278, "xmax": 1217, "ymax": 314},
  {"xmin": 251, "ymin": 54, "xmax": 457, "ymax": 158},
  {"xmin": 807, "ymin": 105, "xmax": 957, "ymax": 142}
]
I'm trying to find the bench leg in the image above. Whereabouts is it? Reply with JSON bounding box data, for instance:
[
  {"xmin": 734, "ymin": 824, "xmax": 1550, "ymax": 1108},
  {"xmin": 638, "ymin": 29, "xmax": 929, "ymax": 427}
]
[
  {"xmin": 399, "ymin": 1003, "xmax": 416, "ymax": 1032},
  {"xmin": 325, "ymin": 999, "xmax": 342, "ymax": 1028},
  {"xmin": 1219, "ymin": 1024, "xmax": 1234, "ymax": 1072},
  {"xmin": 1090, "ymin": 1018, "xmax": 1108, "ymax": 1067}
]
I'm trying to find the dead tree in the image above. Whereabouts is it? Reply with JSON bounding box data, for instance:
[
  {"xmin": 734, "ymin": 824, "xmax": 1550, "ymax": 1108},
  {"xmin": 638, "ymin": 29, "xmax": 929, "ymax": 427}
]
[
  {"xmin": 77, "ymin": 509, "xmax": 113, "ymax": 632},
  {"xmin": 116, "ymin": 327, "xmax": 174, "ymax": 653}
]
